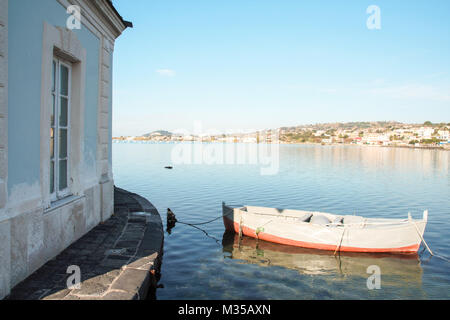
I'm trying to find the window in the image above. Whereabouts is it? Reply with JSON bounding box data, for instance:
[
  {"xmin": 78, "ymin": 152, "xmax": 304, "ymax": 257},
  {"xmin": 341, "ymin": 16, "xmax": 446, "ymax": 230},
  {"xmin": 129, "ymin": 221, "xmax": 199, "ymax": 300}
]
[{"xmin": 50, "ymin": 58, "xmax": 71, "ymax": 200}]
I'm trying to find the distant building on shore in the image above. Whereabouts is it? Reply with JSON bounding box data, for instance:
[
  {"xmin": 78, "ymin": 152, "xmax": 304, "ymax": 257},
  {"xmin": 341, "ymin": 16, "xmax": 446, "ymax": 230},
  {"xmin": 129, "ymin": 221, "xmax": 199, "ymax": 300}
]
[
  {"xmin": 438, "ymin": 130, "xmax": 450, "ymax": 142},
  {"xmin": 362, "ymin": 133, "xmax": 390, "ymax": 145},
  {"xmin": 0, "ymin": 0, "xmax": 130, "ymax": 299}
]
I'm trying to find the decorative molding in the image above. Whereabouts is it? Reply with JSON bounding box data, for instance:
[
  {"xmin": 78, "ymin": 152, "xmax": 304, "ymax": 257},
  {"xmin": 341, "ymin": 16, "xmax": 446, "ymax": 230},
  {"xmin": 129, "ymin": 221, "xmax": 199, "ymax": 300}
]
[
  {"xmin": 57, "ymin": 0, "xmax": 127, "ymax": 43},
  {"xmin": 97, "ymin": 35, "xmax": 112, "ymax": 183},
  {"xmin": 91, "ymin": 0, "xmax": 127, "ymax": 38},
  {"xmin": 39, "ymin": 22, "xmax": 86, "ymax": 209}
]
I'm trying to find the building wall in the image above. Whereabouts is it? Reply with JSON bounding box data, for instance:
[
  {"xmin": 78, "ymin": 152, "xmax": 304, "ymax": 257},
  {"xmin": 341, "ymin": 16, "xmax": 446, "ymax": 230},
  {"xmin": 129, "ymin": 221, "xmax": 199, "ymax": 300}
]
[
  {"xmin": 8, "ymin": 0, "xmax": 101, "ymax": 203},
  {"xmin": 0, "ymin": 0, "xmax": 123, "ymax": 299},
  {"xmin": 0, "ymin": 0, "xmax": 9, "ymax": 300}
]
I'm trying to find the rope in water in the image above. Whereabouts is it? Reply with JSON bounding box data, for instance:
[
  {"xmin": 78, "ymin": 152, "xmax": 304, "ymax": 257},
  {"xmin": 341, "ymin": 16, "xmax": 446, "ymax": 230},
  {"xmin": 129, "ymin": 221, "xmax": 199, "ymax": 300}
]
[
  {"xmin": 175, "ymin": 212, "xmax": 232, "ymax": 226},
  {"xmin": 185, "ymin": 223, "xmax": 222, "ymax": 245},
  {"xmin": 411, "ymin": 219, "xmax": 433, "ymax": 255},
  {"xmin": 432, "ymin": 253, "xmax": 450, "ymax": 263}
]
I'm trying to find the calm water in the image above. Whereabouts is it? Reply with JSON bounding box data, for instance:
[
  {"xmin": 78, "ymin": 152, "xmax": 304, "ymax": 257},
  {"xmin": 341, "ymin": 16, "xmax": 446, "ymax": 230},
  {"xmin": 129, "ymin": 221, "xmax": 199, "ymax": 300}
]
[{"xmin": 113, "ymin": 143, "xmax": 450, "ymax": 299}]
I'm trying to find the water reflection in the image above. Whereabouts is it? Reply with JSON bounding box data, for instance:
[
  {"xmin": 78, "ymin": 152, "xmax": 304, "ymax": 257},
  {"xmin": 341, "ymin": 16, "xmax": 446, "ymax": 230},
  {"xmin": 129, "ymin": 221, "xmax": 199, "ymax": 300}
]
[
  {"xmin": 222, "ymin": 232, "xmax": 423, "ymax": 287},
  {"xmin": 281, "ymin": 145, "xmax": 449, "ymax": 177}
]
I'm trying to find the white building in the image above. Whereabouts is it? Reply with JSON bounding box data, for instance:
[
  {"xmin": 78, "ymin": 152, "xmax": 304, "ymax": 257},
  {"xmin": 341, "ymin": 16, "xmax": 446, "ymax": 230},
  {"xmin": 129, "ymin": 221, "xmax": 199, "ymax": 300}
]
[
  {"xmin": 415, "ymin": 127, "xmax": 434, "ymax": 139},
  {"xmin": 314, "ymin": 130, "xmax": 325, "ymax": 137},
  {"xmin": 0, "ymin": 0, "xmax": 130, "ymax": 299},
  {"xmin": 438, "ymin": 130, "xmax": 449, "ymax": 141},
  {"xmin": 362, "ymin": 133, "xmax": 390, "ymax": 145},
  {"xmin": 242, "ymin": 136, "xmax": 257, "ymax": 143}
]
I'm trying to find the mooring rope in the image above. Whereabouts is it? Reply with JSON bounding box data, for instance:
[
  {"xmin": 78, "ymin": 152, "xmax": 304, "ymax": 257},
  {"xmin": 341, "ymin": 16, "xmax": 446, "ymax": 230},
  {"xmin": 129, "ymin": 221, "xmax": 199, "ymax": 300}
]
[
  {"xmin": 407, "ymin": 218, "xmax": 450, "ymax": 263},
  {"xmin": 410, "ymin": 219, "xmax": 434, "ymax": 256},
  {"xmin": 166, "ymin": 209, "xmax": 234, "ymax": 245},
  {"xmin": 176, "ymin": 215, "xmax": 225, "ymax": 227},
  {"xmin": 334, "ymin": 228, "xmax": 346, "ymax": 256},
  {"xmin": 186, "ymin": 223, "xmax": 222, "ymax": 245},
  {"xmin": 434, "ymin": 253, "xmax": 450, "ymax": 263}
]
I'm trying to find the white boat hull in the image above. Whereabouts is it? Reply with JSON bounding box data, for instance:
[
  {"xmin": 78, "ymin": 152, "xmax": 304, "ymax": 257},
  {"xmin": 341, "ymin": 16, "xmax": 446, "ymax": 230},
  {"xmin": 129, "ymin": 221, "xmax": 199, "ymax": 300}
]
[{"xmin": 222, "ymin": 204, "xmax": 428, "ymax": 254}]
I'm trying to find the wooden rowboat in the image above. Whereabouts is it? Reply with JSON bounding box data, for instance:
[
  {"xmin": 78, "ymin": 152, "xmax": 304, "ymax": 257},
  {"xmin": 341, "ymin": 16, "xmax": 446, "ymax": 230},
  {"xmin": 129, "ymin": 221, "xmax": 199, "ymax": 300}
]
[{"xmin": 222, "ymin": 203, "xmax": 428, "ymax": 254}]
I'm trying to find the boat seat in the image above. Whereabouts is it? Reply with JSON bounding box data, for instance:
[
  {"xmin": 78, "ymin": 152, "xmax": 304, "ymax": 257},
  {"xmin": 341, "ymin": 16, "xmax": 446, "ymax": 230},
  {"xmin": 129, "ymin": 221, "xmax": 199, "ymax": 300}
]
[
  {"xmin": 329, "ymin": 216, "xmax": 344, "ymax": 228},
  {"xmin": 310, "ymin": 214, "xmax": 331, "ymax": 225}
]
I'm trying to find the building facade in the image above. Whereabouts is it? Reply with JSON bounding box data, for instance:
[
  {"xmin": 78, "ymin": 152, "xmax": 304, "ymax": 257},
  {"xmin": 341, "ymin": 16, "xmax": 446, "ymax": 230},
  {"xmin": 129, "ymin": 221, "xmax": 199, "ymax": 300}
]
[{"xmin": 0, "ymin": 0, "xmax": 129, "ymax": 299}]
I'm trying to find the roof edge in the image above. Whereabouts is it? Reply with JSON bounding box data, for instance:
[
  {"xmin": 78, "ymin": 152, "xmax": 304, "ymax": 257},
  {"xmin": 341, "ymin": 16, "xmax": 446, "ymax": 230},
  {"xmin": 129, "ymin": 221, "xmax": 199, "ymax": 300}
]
[{"xmin": 106, "ymin": 0, "xmax": 133, "ymax": 29}]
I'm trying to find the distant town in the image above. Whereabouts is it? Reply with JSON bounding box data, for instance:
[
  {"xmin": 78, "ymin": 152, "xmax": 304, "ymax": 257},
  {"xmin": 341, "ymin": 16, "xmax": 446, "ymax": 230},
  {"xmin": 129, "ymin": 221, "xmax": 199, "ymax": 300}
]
[{"xmin": 113, "ymin": 121, "xmax": 450, "ymax": 150}]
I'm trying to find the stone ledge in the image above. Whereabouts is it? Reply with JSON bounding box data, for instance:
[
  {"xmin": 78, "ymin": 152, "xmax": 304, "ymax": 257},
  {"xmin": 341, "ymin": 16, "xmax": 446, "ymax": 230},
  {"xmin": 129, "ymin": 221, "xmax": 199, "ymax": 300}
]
[
  {"xmin": 6, "ymin": 187, "xmax": 164, "ymax": 300},
  {"xmin": 110, "ymin": 269, "xmax": 150, "ymax": 300}
]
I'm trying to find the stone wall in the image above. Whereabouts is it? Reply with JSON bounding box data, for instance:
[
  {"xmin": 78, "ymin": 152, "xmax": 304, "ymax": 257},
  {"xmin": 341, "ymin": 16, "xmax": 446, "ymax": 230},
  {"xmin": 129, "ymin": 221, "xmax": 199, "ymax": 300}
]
[
  {"xmin": 2, "ymin": 184, "xmax": 104, "ymax": 299},
  {"xmin": 7, "ymin": 187, "xmax": 164, "ymax": 300}
]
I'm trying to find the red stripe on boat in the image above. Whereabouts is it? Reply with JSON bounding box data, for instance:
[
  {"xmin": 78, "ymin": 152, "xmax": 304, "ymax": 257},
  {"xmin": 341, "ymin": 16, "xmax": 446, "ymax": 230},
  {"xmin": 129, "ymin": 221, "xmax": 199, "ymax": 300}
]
[{"xmin": 223, "ymin": 216, "xmax": 419, "ymax": 254}]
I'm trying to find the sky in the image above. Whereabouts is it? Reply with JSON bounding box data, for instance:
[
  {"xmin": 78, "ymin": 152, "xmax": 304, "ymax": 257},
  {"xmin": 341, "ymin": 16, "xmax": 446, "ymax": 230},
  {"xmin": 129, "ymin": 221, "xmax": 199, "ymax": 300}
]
[{"xmin": 111, "ymin": 0, "xmax": 450, "ymax": 137}]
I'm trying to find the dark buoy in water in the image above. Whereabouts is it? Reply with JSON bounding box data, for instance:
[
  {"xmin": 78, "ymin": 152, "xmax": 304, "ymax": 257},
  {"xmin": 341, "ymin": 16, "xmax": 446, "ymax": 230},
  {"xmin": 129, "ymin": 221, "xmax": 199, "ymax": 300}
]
[
  {"xmin": 167, "ymin": 208, "xmax": 177, "ymax": 234},
  {"xmin": 165, "ymin": 166, "xmax": 173, "ymax": 169}
]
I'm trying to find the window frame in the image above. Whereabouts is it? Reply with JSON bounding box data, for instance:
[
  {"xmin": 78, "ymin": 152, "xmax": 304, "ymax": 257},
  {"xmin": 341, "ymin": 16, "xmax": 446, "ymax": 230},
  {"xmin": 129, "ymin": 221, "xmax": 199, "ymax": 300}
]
[{"xmin": 50, "ymin": 57, "xmax": 72, "ymax": 201}]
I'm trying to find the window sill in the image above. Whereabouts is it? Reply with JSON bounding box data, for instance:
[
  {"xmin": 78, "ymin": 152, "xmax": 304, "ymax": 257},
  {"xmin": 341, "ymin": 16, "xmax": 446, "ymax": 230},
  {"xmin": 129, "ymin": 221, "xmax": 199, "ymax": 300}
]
[{"xmin": 44, "ymin": 194, "xmax": 85, "ymax": 214}]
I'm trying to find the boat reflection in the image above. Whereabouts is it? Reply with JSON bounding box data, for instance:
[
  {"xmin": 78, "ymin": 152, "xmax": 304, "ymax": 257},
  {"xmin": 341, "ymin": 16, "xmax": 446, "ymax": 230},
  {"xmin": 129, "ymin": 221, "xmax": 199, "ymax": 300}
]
[{"xmin": 222, "ymin": 232, "xmax": 423, "ymax": 285}]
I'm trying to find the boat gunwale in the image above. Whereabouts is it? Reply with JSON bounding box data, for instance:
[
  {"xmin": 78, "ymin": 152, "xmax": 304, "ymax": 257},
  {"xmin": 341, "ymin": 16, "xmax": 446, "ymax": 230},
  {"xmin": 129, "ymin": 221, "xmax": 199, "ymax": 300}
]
[{"xmin": 224, "ymin": 205, "xmax": 426, "ymax": 231}]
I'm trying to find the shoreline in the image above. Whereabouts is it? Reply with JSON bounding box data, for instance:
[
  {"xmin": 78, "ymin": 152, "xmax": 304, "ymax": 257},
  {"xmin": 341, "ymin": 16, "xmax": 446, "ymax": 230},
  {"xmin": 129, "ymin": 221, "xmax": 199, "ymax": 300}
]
[
  {"xmin": 282, "ymin": 142, "xmax": 448, "ymax": 151},
  {"xmin": 112, "ymin": 139, "xmax": 449, "ymax": 151}
]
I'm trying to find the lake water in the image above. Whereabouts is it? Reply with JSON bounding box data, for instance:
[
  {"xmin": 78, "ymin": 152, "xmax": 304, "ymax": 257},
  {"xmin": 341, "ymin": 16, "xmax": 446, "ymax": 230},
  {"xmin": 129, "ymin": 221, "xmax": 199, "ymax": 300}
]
[{"xmin": 112, "ymin": 142, "xmax": 450, "ymax": 299}]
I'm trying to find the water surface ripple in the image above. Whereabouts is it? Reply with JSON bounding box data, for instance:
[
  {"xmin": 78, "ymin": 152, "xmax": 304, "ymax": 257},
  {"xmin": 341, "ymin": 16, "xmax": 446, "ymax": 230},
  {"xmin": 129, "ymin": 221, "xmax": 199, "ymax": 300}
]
[{"xmin": 113, "ymin": 143, "xmax": 450, "ymax": 299}]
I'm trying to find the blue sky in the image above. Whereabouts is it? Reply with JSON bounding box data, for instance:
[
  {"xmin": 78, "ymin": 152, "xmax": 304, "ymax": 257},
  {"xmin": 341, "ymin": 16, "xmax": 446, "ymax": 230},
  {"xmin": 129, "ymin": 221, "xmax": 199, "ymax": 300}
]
[{"xmin": 112, "ymin": 0, "xmax": 450, "ymax": 136}]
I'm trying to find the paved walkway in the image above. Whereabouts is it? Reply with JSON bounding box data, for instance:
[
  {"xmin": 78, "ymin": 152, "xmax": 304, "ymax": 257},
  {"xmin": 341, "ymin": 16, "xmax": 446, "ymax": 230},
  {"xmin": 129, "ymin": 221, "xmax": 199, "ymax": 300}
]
[{"xmin": 7, "ymin": 187, "xmax": 164, "ymax": 300}]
